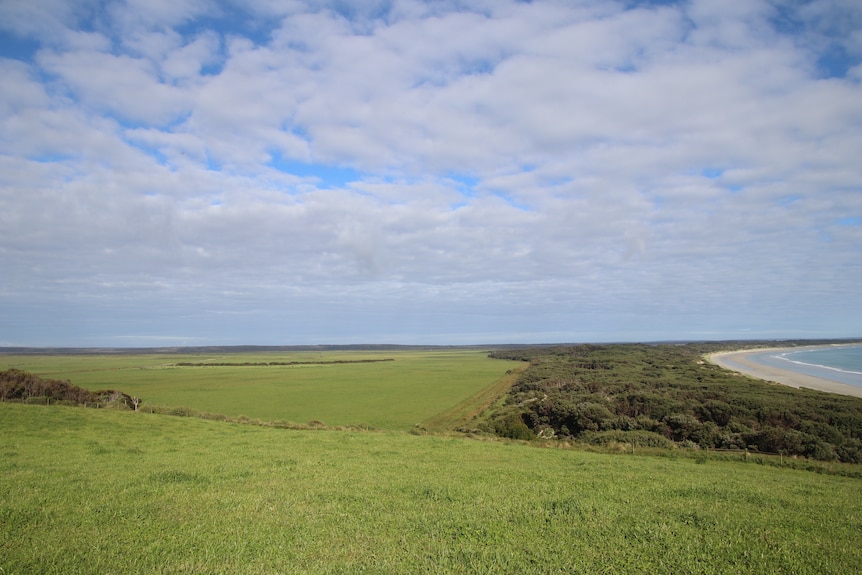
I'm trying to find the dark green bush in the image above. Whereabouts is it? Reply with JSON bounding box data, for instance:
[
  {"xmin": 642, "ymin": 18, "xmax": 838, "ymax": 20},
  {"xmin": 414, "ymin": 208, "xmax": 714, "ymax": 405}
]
[
  {"xmin": 1, "ymin": 369, "xmax": 137, "ymax": 410},
  {"xmin": 836, "ymin": 439, "xmax": 862, "ymax": 464},
  {"xmin": 493, "ymin": 413, "xmax": 534, "ymax": 441},
  {"xmin": 580, "ymin": 430, "xmax": 675, "ymax": 449}
]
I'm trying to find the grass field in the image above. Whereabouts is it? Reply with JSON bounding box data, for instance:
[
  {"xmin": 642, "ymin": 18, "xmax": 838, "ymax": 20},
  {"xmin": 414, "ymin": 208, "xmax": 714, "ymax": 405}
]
[
  {"xmin": 4, "ymin": 348, "xmax": 862, "ymax": 573},
  {"xmin": 0, "ymin": 350, "xmax": 523, "ymax": 430},
  {"xmin": 2, "ymin": 402, "xmax": 860, "ymax": 574}
]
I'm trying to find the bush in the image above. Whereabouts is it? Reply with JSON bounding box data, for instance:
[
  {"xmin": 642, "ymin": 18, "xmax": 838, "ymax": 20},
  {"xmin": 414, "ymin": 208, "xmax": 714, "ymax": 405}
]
[
  {"xmin": 664, "ymin": 413, "xmax": 703, "ymax": 442},
  {"xmin": 0, "ymin": 369, "xmax": 138, "ymax": 410},
  {"xmin": 744, "ymin": 427, "xmax": 806, "ymax": 456},
  {"xmin": 698, "ymin": 399, "xmax": 734, "ymax": 426},
  {"xmin": 494, "ymin": 413, "xmax": 534, "ymax": 441},
  {"xmin": 580, "ymin": 430, "xmax": 675, "ymax": 449},
  {"xmin": 836, "ymin": 439, "xmax": 862, "ymax": 464}
]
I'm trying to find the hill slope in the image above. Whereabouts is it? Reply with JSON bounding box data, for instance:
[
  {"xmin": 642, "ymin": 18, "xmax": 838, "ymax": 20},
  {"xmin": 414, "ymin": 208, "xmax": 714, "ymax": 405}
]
[{"xmin": 2, "ymin": 402, "xmax": 860, "ymax": 574}]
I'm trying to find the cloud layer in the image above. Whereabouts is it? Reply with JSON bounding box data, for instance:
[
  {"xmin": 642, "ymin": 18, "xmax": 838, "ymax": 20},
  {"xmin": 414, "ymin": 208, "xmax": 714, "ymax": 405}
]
[{"xmin": 1, "ymin": 0, "xmax": 861, "ymax": 345}]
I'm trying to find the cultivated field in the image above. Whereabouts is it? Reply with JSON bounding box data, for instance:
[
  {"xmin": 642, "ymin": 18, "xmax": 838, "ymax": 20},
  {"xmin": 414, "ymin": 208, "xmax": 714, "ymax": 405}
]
[
  {"xmin": 2, "ymin": 403, "xmax": 860, "ymax": 574},
  {"xmin": 0, "ymin": 350, "xmax": 523, "ymax": 430}
]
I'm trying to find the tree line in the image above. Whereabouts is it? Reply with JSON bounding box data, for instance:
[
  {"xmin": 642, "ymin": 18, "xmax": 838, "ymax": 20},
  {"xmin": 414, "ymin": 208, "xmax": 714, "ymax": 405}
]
[{"xmin": 171, "ymin": 359, "xmax": 395, "ymax": 367}]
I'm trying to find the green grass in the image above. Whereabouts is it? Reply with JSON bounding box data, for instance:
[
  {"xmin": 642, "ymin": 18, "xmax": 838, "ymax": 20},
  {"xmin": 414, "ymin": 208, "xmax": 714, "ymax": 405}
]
[
  {"xmin": 1, "ymin": 402, "xmax": 860, "ymax": 574},
  {"xmin": 0, "ymin": 350, "xmax": 523, "ymax": 430}
]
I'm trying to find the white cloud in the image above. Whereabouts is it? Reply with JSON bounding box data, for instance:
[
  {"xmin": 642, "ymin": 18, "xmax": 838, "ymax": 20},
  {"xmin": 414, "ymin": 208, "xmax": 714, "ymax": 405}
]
[
  {"xmin": 37, "ymin": 49, "xmax": 192, "ymax": 124},
  {"xmin": 1, "ymin": 0, "xmax": 860, "ymax": 345},
  {"xmin": 108, "ymin": 0, "xmax": 217, "ymax": 33},
  {"xmin": 0, "ymin": 0, "xmax": 98, "ymax": 42},
  {"xmin": 161, "ymin": 31, "xmax": 222, "ymax": 80}
]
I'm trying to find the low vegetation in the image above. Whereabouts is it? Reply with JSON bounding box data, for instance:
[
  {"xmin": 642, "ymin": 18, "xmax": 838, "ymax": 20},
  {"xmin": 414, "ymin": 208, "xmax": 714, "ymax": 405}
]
[
  {"xmin": 0, "ymin": 350, "xmax": 522, "ymax": 430},
  {"xmin": 3, "ymin": 343, "xmax": 862, "ymax": 572},
  {"xmin": 0, "ymin": 368, "xmax": 141, "ymax": 410},
  {"xmin": 171, "ymin": 358, "xmax": 395, "ymax": 366},
  {"xmin": 482, "ymin": 343, "xmax": 862, "ymax": 462},
  {"xmin": 2, "ymin": 402, "xmax": 860, "ymax": 574}
]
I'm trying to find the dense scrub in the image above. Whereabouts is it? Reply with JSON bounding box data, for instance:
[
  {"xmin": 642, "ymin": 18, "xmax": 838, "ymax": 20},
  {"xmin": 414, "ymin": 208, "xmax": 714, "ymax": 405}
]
[
  {"xmin": 0, "ymin": 368, "xmax": 140, "ymax": 409},
  {"xmin": 484, "ymin": 343, "xmax": 862, "ymax": 462}
]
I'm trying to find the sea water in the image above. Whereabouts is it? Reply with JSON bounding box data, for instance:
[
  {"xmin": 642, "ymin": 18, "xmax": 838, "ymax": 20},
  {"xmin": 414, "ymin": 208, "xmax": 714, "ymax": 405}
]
[
  {"xmin": 746, "ymin": 345, "xmax": 862, "ymax": 388},
  {"xmin": 779, "ymin": 346, "xmax": 862, "ymax": 374}
]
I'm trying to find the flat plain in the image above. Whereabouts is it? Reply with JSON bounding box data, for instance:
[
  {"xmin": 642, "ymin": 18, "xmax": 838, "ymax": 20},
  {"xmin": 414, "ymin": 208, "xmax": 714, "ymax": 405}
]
[{"xmin": 0, "ymin": 350, "xmax": 523, "ymax": 430}]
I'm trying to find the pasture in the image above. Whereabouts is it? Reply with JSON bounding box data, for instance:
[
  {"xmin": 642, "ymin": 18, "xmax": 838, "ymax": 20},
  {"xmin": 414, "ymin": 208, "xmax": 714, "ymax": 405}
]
[
  {"xmin": 2, "ymin": 402, "xmax": 860, "ymax": 574},
  {"xmin": 0, "ymin": 350, "xmax": 523, "ymax": 430}
]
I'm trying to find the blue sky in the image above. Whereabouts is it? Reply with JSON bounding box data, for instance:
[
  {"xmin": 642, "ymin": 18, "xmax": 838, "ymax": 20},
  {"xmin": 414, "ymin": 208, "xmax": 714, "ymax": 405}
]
[{"xmin": 1, "ymin": 0, "xmax": 861, "ymax": 347}]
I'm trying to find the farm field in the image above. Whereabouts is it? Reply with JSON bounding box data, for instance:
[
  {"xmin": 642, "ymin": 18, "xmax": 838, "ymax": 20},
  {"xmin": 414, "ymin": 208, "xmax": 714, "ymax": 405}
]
[
  {"xmin": 2, "ymin": 402, "xmax": 860, "ymax": 574},
  {"xmin": 0, "ymin": 350, "xmax": 523, "ymax": 430}
]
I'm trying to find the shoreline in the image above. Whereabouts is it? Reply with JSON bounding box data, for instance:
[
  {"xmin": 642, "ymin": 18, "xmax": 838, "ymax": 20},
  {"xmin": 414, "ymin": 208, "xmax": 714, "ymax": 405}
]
[{"xmin": 707, "ymin": 345, "xmax": 862, "ymax": 399}]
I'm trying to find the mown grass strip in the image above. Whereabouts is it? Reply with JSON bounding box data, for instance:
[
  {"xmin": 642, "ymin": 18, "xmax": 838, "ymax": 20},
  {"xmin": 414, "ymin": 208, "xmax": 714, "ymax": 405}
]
[{"xmin": 419, "ymin": 364, "xmax": 527, "ymax": 432}]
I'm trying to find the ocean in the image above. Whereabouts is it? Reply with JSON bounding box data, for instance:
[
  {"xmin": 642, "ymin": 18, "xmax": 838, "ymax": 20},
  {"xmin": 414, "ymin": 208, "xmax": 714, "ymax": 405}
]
[{"xmin": 745, "ymin": 344, "xmax": 862, "ymax": 388}]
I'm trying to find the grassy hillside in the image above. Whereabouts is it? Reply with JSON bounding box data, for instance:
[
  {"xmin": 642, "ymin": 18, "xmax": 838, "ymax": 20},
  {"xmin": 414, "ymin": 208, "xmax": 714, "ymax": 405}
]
[
  {"xmin": 0, "ymin": 350, "xmax": 522, "ymax": 430},
  {"xmin": 2, "ymin": 402, "xmax": 861, "ymax": 574}
]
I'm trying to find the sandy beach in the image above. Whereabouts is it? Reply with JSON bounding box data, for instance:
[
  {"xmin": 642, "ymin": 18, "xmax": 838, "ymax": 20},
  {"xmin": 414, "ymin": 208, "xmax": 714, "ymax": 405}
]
[{"xmin": 708, "ymin": 347, "xmax": 862, "ymax": 399}]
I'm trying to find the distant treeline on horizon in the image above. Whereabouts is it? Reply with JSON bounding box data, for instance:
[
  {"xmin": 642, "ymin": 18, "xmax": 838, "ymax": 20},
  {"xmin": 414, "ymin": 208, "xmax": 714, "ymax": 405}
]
[
  {"xmin": 1, "ymin": 338, "xmax": 861, "ymax": 355},
  {"xmin": 171, "ymin": 359, "xmax": 395, "ymax": 367}
]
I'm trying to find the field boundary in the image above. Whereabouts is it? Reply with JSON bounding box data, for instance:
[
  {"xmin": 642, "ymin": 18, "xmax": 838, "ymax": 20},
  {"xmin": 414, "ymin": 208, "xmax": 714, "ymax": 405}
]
[
  {"xmin": 419, "ymin": 364, "xmax": 527, "ymax": 432},
  {"xmin": 170, "ymin": 359, "xmax": 395, "ymax": 367}
]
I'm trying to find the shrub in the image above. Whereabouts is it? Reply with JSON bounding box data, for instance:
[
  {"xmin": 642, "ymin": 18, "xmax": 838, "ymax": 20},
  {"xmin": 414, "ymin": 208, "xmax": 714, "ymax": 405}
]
[
  {"xmin": 494, "ymin": 413, "xmax": 534, "ymax": 441},
  {"xmin": 744, "ymin": 427, "xmax": 806, "ymax": 456},
  {"xmin": 664, "ymin": 413, "xmax": 703, "ymax": 442},
  {"xmin": 0, "ymin": 369, "xmax": 138, "ymax": 410},
  {"xmin": 802, "ymin": 436, "xmax": 837, "ymax": 461},
  {"xmin": 698, "ymin": 399, "xmax": 734, "ymax": 426},
  {"xmin": 580, "ymin": 430, "xmax": 675, "ymax": 449},
  {"xmin": 836, "ymin": 439, "xmax": 862, "ymax": 464}
]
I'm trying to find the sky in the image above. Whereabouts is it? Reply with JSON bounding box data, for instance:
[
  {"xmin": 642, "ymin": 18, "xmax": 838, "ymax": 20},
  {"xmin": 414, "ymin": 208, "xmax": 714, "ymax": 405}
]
[{"xmin": 1, "ymin": 0, "xmax": 861, "ymax": 347}]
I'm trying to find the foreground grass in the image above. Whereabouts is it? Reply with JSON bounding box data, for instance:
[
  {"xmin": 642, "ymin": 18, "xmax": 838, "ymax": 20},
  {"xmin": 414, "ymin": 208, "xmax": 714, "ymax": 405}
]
[
  {"xmin": 2, "ymin": 403, "xmax": 860, "ymax": 574},
  {"xmin": 0, "ymin": 351, "xmax": 522, "ymax": 430}
]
